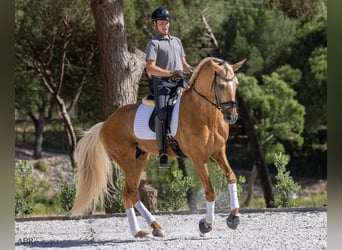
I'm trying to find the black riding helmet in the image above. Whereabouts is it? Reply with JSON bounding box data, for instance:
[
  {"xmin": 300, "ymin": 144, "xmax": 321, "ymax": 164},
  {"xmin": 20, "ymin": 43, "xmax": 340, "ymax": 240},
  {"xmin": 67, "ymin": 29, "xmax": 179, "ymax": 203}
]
[{"xmin": 151, "ymin": 7, "xmax": 171, "ymax": 21}]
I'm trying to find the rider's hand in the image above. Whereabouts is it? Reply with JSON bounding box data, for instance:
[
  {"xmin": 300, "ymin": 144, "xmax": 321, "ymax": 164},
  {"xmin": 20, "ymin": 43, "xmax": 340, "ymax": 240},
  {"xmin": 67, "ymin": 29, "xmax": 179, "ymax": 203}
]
[{"xmin": 171, "ymin": 70, "xmax": 184, "ymax": 81}]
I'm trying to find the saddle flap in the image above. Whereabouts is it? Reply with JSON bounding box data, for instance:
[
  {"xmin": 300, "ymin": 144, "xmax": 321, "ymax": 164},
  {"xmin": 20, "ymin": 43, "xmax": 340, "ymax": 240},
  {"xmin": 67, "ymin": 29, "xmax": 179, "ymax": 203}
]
[{"xmin": 133, "ymin": 94, "xmax": 182, "ymax": 140}]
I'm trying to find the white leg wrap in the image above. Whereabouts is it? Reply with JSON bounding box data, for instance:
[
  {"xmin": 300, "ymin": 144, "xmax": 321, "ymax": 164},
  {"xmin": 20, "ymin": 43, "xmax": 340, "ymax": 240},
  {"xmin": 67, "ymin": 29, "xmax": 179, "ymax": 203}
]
[
  {"xmin": 126, "ymin": 208, "xmax": 141, "ymax": 236},
  {"xmin": 205, "ymin": 201, "xmax": 215, "ymax": 224},
  {"xmin": 228, "ymin": 183, "xmax": 240, "ymax": 211},
  {"xmin": 134, "ymin": 201, "xmax": 156, "ymax": 226}
]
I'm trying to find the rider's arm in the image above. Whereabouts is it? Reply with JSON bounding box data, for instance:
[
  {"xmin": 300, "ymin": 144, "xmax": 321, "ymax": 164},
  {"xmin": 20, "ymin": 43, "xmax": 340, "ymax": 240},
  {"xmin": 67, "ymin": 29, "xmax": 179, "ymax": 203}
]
[
  {"xmin": 146, "ymin": 60, "xmax": 172, "ymax": 77},
  {"xmin": 182, "ymin": 57, "xmax": 192, "ymax": 73}
]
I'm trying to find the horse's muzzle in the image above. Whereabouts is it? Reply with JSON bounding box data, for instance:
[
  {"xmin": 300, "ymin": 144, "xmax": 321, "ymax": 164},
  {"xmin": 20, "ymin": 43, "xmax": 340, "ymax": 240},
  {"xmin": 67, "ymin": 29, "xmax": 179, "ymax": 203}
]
[{"xmin": 224, "ymin": 111, "xmax": 238, "ymax": 124}]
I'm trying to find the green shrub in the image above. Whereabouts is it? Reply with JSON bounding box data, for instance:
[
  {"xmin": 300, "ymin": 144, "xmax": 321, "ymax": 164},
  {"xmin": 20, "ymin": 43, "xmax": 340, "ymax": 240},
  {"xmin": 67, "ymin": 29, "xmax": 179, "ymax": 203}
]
[
  {"xmin": 15, "ymin": 160, "xmax": 38, "ymax": 216},
  {"xmin": 34, "ymin": 161, "xmax": 49, "ymax": 172},
  {"xmin": 60, "ymin": 181, "xmax": 76, "ymax": 212},
  {"xmin": 60, "ymin": 169, "xmax": 127, "ymax": 214},
  {"xmin": 145, "ymin": 156, "xmax": 194, "ymax": 211},
  {"xmin": 157, "ymin": 168, "xmax": 194, "ymax": 211},
  {"xmin": 237, "ymin": 175, "xmax": 246, "ymax": 197},
  {"xmin": 272, "ymin": 152, "xmax": 300, "ymax": 207},
  {"xmin": 107, "ymin": 171, "xmax": 125, "ymax": 213},
  {"xmin": 15, "ymin": 160, "xmax": 62, "ymax": 216}
]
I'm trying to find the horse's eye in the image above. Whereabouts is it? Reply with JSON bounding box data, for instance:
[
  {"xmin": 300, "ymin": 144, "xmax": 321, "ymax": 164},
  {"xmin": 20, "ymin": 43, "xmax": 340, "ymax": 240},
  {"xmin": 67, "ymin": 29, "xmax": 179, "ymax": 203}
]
[{"xmin": 218, "ymin": 83, "xmax": 225, "ymax": 90}]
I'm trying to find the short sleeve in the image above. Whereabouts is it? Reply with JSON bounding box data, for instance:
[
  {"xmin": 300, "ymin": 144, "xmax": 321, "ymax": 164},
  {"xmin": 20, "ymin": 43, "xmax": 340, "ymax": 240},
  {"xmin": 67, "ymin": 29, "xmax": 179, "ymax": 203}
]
[{"xmin": 146, "ymin": 40, "xmax": 158, "ymax": 61}]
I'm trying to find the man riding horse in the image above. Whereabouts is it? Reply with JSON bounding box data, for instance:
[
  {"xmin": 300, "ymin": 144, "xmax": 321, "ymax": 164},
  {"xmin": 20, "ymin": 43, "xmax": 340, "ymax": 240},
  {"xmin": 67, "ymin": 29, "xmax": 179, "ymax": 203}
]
[{"xmin": 146, "ymin": 7, "xmax": 192, "ymax": 168}]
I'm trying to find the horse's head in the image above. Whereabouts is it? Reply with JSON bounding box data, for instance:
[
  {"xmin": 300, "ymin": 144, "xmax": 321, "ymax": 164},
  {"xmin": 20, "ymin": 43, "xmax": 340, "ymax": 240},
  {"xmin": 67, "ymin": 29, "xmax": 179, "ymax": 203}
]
[
  {"xmin": 212, "ymin": 59, "xmax": 246, "ymax": 124},
  {"xmin": 190, "ymin": 58, "xmax": 246, "ymax": 124}
]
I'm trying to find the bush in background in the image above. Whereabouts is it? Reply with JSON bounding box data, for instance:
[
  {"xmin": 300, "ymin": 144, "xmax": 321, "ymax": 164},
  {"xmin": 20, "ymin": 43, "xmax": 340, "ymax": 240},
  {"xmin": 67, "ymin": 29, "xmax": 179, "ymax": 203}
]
[
  {"xmin": 157, "ymin": 168, "xmax": 194, "ymax": 211},
  {"xmin": 107, "ymin": 171, "xmax": 125, "ymax": 213},
  {"xmin": 146, "ymin": 156, "xmax": 194, "ymax": 211},
  {"xmin": 60, "ymin": 181, "xmax": 76, "ymax": 212},
  {"xmin": 272, "ymin": 153, "xmax": 300, "ymax": 207},
  {"xmin": 15, "ymin": 160, "xmax": 38, "ymax": 216}
]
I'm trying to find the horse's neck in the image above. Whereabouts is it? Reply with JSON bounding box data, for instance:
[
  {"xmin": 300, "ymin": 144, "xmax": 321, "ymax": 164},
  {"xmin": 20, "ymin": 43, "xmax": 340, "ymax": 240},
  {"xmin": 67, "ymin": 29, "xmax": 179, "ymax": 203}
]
[
  {"xmin": 182, "ymin": 61, "xmax": 224, "ymax": 126},
  {"xmin": 182, "ymin": 88, "xmax": 220, "ymax": 127},
  {"xmin": 194, "ymin": 64, "xmax": 214, "ymax": 96},
  {"xmin": 181, "ymin": 89, "xmax": 229, "ymax": 141}
]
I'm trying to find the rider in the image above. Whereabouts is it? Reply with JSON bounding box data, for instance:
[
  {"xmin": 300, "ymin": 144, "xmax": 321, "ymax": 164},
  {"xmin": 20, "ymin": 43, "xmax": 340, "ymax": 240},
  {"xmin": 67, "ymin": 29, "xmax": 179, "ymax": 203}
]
[{"xmin": 146, "ymin": 7, "xmax": 192, "ymax": 168}]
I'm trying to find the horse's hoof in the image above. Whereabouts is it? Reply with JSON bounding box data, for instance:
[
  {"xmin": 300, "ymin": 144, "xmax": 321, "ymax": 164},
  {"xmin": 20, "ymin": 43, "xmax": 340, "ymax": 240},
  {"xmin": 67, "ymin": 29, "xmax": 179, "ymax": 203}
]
[
  {"xmin": 199, "ymin": 218, "xmax": 213, "ymax": 234},
  {"xmin": 152, "ymin": 229, "xmax": 165, "ymax": 237},
  {"xmin": 135, "ymin": 230, "xmax": 150, "ymax": 238},
  {"xmin": 226, "ymin": 213, "xmax": 240, "ymax": 230},
  {"xmin": 151, "ymin": 221, "xmax": 165, "ymax": 237}
]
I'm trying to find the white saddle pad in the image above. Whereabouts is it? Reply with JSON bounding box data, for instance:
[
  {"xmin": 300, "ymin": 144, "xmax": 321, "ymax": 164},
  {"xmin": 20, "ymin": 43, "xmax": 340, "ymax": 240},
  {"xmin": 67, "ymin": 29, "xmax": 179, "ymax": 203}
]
[{"xmin": 133, "ymin": 95, "xmax": 182, "ymax": 140}]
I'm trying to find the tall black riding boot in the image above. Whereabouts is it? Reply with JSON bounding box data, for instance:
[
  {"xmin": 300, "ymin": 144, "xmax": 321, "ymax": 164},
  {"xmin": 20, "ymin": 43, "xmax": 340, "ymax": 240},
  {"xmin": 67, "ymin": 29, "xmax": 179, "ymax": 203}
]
[{"xmin": 155, "ymin": 116, "xmax": 169, "ymax": 168}]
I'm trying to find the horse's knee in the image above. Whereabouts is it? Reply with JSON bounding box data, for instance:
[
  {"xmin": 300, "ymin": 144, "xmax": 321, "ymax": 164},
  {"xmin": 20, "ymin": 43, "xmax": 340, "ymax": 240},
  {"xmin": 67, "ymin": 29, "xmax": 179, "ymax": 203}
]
[
  {"xmin": 205, "ymin": 191, "xmax": 216, "ymax": 202},
  {"xmin": 122, "ymin": 192, "xmax": 133, "ymax": 208},
  {"xmin": 122, "ymin": 187, "xmax": 139, "ymax": 208},
  {"xmin": 226, "ymin": 172, "xmax": 237, "ymax": 184}
]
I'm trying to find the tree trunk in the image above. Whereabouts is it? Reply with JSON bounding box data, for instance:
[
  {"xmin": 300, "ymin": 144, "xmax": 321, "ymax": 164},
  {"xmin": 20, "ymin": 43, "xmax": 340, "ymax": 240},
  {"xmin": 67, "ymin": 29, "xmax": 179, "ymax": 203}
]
[
  {"xmin": 34, "ymin": 112, "xmax": 44, "ymax": 158},
  {"xmin": 243, "ymin": 164, "xmax": 258, "ymax": 207},
  {"xmin": 236, "ymin": 90, "xmax": 275, "ymax": 207},
  {"xmin": 91, "ymin": 0, "xmax": 145, "ymax": 119},
  {"xmin": 90, "ymin": 0, "xmax": 146, "ymax": 213},
  {"xmin": 27, "ymin": 100, "xmax": 51, "ymax": 159},
  {"xmin": 31, "ymin": 110, "xmax": 45, "ymax": 159},
  {"xmin": 55, "ymin": 96, "xmax": 77, "ymax": 168}
]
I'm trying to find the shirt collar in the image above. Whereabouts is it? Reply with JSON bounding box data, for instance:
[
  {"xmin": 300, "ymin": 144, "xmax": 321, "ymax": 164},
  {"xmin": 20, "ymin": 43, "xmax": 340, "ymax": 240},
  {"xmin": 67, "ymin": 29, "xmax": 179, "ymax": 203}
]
[{"xmin": 154, "ymin": 33, "xmax": 173, "ymax": 40}]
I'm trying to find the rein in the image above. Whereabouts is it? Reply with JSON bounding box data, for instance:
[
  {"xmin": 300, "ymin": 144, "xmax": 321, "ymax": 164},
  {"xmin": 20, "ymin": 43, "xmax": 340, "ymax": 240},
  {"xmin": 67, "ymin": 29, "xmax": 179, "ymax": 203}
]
[
  {"xmin": 193, "ymin": 87, "xmax": 223, "ymax": 110},
  {"xmin": 193, "ymin": 71, "xmax": 237, "ymax": 111}
]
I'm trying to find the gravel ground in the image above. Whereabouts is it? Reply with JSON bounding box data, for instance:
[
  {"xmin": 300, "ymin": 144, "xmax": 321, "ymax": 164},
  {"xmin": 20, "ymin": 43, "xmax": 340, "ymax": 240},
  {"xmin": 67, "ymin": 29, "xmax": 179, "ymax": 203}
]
[{"xmin": 15, "ymin": 208, "xmax": 327, "ymax": 250}]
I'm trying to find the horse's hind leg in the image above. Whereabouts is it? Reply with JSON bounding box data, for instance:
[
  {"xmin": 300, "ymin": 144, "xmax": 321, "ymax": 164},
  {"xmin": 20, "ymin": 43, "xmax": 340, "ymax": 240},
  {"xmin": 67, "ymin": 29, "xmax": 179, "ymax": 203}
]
[
  {"xmin": 115, "ymin": 145, "xmax": 164, "ymax": 238},
  {"xmin": 212, "ymin": 149, "xmax": 240, "ymax": 230}
]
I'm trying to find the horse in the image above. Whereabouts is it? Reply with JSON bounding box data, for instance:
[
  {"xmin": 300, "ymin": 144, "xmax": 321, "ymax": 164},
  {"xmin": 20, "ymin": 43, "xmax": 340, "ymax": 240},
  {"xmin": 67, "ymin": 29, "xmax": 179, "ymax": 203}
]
[{"xmin": 70, "ymin": 57, "xmax": 246, "ymax": 238}]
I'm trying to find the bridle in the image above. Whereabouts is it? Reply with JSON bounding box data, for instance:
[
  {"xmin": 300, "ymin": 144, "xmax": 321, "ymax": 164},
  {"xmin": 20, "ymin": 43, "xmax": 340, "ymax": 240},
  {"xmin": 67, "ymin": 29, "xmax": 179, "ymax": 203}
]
[{"xmin": 193, "ymin": 62, "xmax": 237, "ymax": 112}]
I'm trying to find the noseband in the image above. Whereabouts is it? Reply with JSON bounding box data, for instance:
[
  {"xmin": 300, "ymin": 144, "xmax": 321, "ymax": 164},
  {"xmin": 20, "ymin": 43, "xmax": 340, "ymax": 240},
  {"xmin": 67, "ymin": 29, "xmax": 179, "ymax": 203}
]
[{"xmin": 193, "ymin": 62, "xmax": 237, "ymax": 111}]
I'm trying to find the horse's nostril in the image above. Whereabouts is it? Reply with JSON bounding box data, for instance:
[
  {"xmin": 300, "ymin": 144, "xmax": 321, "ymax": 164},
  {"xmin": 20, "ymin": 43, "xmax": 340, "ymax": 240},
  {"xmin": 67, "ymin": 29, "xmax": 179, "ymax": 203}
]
[{"xmin": 227, "ymin": 114, "xmax": 238, "ymax": 124}]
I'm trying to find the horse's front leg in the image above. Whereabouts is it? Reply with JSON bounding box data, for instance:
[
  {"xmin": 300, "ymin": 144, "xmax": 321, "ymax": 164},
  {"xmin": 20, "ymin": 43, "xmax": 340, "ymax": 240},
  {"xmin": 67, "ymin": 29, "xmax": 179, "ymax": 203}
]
[
  {"xmin": 212, "ymin": 149, "xmax": 240, "ymax": 230},
  {"xmin": 192, "ymin": 159, "xmax": 217, "ymax": 235}
]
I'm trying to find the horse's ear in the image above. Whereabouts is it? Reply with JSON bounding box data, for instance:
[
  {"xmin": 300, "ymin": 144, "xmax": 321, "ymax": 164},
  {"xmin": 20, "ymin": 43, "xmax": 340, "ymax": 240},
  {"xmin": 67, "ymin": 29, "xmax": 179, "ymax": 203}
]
[{"xmin": 232, "ymin": 59, "xmax": 247, "ymax": 72}]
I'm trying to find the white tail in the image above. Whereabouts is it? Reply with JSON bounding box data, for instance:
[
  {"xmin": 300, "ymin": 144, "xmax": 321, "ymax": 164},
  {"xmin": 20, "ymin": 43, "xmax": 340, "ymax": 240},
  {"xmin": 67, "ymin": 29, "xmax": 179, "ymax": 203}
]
[{"xmin": 70, "ymin": 122, "xmax": 114, "ymax": 217}]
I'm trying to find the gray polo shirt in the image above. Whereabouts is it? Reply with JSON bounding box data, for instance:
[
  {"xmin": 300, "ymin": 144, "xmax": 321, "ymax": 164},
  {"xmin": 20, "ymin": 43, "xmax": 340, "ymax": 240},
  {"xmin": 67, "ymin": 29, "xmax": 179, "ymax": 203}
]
[{"xmin": 146, "ymin": 34, "xmax": 185, "ymax": 72}]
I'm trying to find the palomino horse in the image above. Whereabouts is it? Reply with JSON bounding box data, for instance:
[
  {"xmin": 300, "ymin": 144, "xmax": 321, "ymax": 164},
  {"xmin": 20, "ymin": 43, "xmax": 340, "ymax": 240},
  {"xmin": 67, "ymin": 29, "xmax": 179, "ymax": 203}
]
[{"xmin": 71, "ymin": 57, "xmax": 246, "ymax": 238}]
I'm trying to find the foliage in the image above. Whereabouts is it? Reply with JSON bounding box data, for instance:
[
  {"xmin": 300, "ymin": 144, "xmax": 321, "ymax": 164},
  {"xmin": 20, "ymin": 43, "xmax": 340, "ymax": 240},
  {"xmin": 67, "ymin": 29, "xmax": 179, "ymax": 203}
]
[
  {"xmin": 217, "ymin": 0, "xmax": 297, "ymax": 77},
  {"xmin": 107, "ymin": 172, "xmax": 125, "ymax": 213},
  {"xmin": 237, "ymin": 175, "xmax": 246, "ymax": 198},
  {"xmin": 60, "ymin": 171, "xmax": 126, "ymax": 214},
  {"xmin": 272, "ymin": 153, "xmax": 300, "ymax": 207},
  {"xmin": 34, "ymin": 161, "xmax": 49, "ymax": 173},
  {"xmin": 60, "ymin": 181, "xmax": 76, "ymax": 212},
  {"xmin": 266, "ymin": 0, "xmax": 326, "ymax": 19},
  {"xmin": 157, "ymin": 168, "xmax": 194, "ymax": 211},
  {"xmin": 280, "ymin": 13, "xmax": 327, "ymax": 133},
  {"xmin": 15, "ymin": 0, "xmax": 101, "ymax": 159},
  {"xmin": 15, "ymin": 160, "xmax": 37, "ymax": 216},
  {"xmin": 211, "ymin": 161, "xmax": 246, "ymax": 208},
  {"xmin": 238, "ymin": 72, "xmax": 305, "ymax": 163},
  {"xmin": 146, "ymin": 156, "xmax": 194, "ymax": 211},
  {"xmin": 15, "ymin": 0, "xmax": 98, "ymax": 105},
  {"xmin": 15, "ymin": 160, "xmax": 60, "ymax": 216}
]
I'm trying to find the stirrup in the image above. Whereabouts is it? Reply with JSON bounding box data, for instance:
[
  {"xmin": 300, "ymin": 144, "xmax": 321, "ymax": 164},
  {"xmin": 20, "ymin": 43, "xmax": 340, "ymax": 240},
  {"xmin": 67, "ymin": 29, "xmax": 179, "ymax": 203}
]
[{"xmin": 159, "ymin": 153, "xmax": 169, "ymax": 168}]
